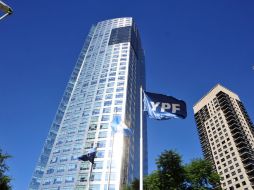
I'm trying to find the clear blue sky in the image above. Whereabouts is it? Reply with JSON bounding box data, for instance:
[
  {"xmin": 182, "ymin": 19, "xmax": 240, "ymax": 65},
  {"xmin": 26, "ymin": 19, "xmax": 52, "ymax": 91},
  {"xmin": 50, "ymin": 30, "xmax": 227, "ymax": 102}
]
[{"xmin": 0, "ymin": 0, "xmax": 254, "ymax": 189}]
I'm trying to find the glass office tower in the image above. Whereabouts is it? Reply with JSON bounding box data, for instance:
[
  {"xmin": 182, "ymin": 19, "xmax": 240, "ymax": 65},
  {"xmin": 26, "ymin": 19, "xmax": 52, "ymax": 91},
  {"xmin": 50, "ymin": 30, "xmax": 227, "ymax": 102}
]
[{"xmin": 29, "ymin": 17, "xmax": 147, "ymax": 190}]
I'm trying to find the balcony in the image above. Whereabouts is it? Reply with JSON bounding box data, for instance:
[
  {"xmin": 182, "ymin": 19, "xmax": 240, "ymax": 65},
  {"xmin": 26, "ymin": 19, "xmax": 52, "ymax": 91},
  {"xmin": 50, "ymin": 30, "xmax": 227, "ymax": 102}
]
[
  {"xmin": 240, "ymin": 151, "xmax": 252, "ymax": 158},
  {"xmin": 243, "ymin": 159, "xmax": 254, "ymax": 168},
  {"xmin": 238, "ymin": 146, "xmax": 251, "ymax": 154},
  {"xmin": 248, "ymin": 175, "xmax": 254, "ymax": 182},
  {"xmin": 236, "ymin": 140, "xmax": 248, "ymax": 148},
  {"xmin": 231, "ymin": 127, "xmax": 242, "ymax": 135},
  {"xmin": 222, "ymin": 106, "xmax": 234, "ymax": 113},
  {"xmin": 227, "ymin": 118, "xmax": 238, "ymax": 126},
  {"xmin": 246, "ymin": 167, "xmax": 254, "ymax": 176},
  {"xmin": 234, "ymin": 135, "xmax": 245, "ymax": 144},
  {"xmin": 232, "ymin": 131, "xmax": 244, "ymax": 139}
]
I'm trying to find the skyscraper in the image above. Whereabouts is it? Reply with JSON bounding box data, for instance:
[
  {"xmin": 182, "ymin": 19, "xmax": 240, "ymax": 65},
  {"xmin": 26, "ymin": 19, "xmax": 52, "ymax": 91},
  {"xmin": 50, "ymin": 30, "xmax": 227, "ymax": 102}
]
[
  {"xmin": 194, "ymin": 84, "xmax": 254, "ymax": 190},
  {"xmin": 29, "ymin": 17, "xmax": 147, "ymax": 190}
]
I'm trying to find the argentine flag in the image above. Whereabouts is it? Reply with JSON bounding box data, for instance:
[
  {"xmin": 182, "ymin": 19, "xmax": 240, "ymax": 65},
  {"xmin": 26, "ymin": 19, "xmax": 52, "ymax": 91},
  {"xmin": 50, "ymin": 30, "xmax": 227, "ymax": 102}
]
[{"xmin": 111, "ymin": 115, "xmax": 133, "ymax": 136}]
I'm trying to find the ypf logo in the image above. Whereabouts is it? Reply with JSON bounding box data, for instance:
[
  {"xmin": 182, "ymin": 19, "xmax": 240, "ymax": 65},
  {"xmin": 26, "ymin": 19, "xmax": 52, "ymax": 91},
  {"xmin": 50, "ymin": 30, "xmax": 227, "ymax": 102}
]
[{"xmin": 151, "ymin": 102, "xmax": 181, "ymax": 113}]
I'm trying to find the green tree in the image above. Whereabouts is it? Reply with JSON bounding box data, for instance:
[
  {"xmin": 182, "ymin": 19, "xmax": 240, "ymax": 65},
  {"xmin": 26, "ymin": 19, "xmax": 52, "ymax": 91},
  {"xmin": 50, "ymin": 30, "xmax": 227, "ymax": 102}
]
[
  {"xmin": 0, "ymin": 149, "xmax": 11, "ymax": 190},
  {"xmin": 131, "ymin": 178, "xmax": 139, "ymax": 190},
  {"xmin": 156, "ymin": 150, "xmax": 185, "ymax": 190},
  {"xmin": 184, "ymin": 159, "xmax": 221, "ymax": 190},
  {"xmin": 144, "ymin": 171, "xmax": 160, "ymax": 190},
  {"xmin": 123, "ymin": 185, "xmax": 132, "ymax": 190},
  {"xmin": 125, "ymin": 150, "xmax": 221, "ymax": 190}
]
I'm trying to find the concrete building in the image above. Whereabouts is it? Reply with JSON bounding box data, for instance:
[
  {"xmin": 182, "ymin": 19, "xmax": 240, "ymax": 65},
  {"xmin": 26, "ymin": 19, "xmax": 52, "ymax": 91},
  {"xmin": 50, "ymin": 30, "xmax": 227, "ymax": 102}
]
[{"xmin": 194, "ymin": 84, "xmax": 254, "ymax": 190}]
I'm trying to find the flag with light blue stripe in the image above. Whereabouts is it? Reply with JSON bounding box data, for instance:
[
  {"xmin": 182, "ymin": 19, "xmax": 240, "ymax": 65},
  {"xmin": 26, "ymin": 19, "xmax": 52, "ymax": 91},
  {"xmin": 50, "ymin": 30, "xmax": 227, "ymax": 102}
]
[{"xmin": 111, "ymin": 115, "xmax": 133, "ymax": 136}]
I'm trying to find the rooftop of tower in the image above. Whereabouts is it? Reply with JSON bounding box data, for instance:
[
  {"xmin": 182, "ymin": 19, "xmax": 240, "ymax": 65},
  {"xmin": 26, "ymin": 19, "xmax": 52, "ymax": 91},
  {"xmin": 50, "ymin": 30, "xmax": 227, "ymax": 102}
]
[
  {"xmin": 96, "ymin": 17, "xmax": 133, "ymax": 24},
  {"xmin": 193, "ymin": 83, "xmax": 240, "ymax": 113}
]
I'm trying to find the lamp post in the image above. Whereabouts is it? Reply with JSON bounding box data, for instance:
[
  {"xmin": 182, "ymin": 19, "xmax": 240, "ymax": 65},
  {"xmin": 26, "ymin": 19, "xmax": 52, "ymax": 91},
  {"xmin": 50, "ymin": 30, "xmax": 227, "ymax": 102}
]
[{"xmin": 0, "ymin": 1, "xmax": 13, "ymax": 20}]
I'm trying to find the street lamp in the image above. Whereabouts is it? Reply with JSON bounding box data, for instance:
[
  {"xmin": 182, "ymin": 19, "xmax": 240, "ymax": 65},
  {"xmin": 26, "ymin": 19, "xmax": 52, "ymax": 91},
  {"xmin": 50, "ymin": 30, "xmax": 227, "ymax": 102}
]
[{"xmin": 0, "ymin": 1, "xmax": 12, "ymax": 20}]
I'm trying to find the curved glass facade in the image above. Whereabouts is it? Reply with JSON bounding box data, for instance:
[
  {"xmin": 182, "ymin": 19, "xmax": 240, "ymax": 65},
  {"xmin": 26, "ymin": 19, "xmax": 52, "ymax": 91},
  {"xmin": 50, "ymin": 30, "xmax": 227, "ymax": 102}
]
[{"xmin": 29, "ymin": 17, "xmax": 147, "ymax": 190}]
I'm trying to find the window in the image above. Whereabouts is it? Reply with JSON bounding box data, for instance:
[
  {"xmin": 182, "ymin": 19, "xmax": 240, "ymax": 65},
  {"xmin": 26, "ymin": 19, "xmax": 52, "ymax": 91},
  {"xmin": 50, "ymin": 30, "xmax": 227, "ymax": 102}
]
[
  {"xmin": 109, "ymin": 72, "xmax": 116, "ymax": 76},
  {"xmin": 50, "ymin": 157, "xmax": 58, "ymax": 163},
  {"xmin": 93, "ymin": 161, "xmax": 103, "ymax": 169},
  {"xmin": 105, "ymin": 94, "xmax": 113, "ymax": 99},
  {"xmin": 94, "ymin": 102, "xmax": 102, "ymax": 108},
  {"xmin": 57, "ymin": 165, "xmax": 65, "ymax": 172},
  {"xmin": 97, "ymin": 89, "xmax": 104, "ymax": 95},
  {"xmin": 92, "ymin": 109, "xmax": 100, "ymax": 115},
  {"xmin": 115, "ymin": 100, "xmax": 123, "ymax": 105},
  {"xmin": 116, "ymin": 93, "xmax": 123, "ymax": 98},
  {"xmin": 108, "ymin": 77, "xmax": 115, "ymax": 82},
  {"xmin": 98, "ymin": 131, "xmax": 107, "ymax": 138},
  {"xmin": 90, "ymin": 116, "xmax": 99, "ymax": 122},
  {"xmin": 53, "ymin": 177, "xmax": 62, "ymax": 184},
  {"xmin": 90, "ymin": 172, "xmax": 102, "ymax": 181},
  {"xmin": 104, "ymin": 101, "xmax": 112, "ymax": 106},
  {"xmin": 118, "ymin": 71, "xmax": 125, "ymax": 76},
  {"xmin": 95, "ymin": 96, "xmax": 103, "ymax": 101},
  {"xmin": 85, "ymin": 142, "xmax": 94, "ymax": 149},
  {"xmin": 117, "ymin": 82, "xmax": 124, "ymax": 86},
  {"xmin": 106, "ymin": 88, "xmax": 114, "ymax": 93},
  {"xmin": 46, "ymin": 168, "xmax": 54, "ymax": 174},
  {"xmin": 97, "ymin": 141, "xmax": 106, "ymax": 148},
  {"xmin": 68, "ymin": 164, "xmax": 77, "ymax": 171},
  {"xmin": 79, "ymin": 174, "xmax": 88, "ymax": 182},
  {"xmin": 118, "ymin": 76, "xmax": 125, "ymax": 81},
  {"xmin": 60, "ymin": 156, "xmax": 68, "ymax": 162},
  {"xmin": 89, "ymin": 124, "xmax": 97, "ymax": 131},
  {"xmin": 104, "ymin": 184, "xmax": 115, "ymax": 190},
  {"xmin": 89, "ymin": 184, "xmax": 100, "ymax": 190},
  {"xmin": 105, "ymin": 172, "xmax": 116, "ymax": 181},
  {"xmin": 116, "ymin": 87, "xmax": 124, "ymax": 92},
  {"xmin": 43, "ymin": 178, "xmax": 51, "ymax": 185},
  {"xmin": 71, "ymin": 155, "xmax": 79, "ymax": 160},
  {"xmin": 63, "ymin": 148, "xmax": 71, "ymax": 153},
  {"xmin": 65, "ymin": 176, "xmax": 75, "ymax": 183},
  {"xmin": 87, "ymin": 132, "xmax": 96, "ymax": 140},
  {"xmin": 107, "ymin": 160, "xmax": 116, "ymax": 168},
  {"xmin": 101, "ymin": 115, "xmax": 110, "ymax": 121},
  {"xmin": 80, "ymin": 162, "xmax": 90, "ymax": 170},
  {"xmin": 96, "ymin": 151, "xmax": 105, "ymax": 158},
  {"xmin": 103, "ymin": 107, "xmax": 111, "ymax": 113},
  {"xmin": 114, "ymin": 107, "xmax": 122, "ymax": 112},
  {"xmin": 100, "ymin": 123, "xmax": 108, "ymax": 129}
]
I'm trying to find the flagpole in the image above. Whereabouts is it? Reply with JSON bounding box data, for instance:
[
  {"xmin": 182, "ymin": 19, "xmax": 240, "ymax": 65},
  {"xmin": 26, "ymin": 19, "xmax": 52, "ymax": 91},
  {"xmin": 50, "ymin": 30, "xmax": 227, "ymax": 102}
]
[
  {"xmin": 107, "ymin": 114, "xmax": 117, "ymax": 190},
  {"xmin": 140, "ymin": 86, "xmax": 143, "ymax": 190},
  {"xmin": 107, "ymin": 132, "xmax": 115, "ymax": 190},
  {"xmin": 87, "ymin": 162, "xmax": 93, "ymax": 190}
]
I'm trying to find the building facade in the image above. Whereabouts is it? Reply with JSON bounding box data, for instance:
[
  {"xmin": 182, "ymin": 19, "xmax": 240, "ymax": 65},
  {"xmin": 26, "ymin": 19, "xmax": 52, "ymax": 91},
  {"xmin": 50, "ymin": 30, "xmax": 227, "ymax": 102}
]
[
  {"xmin": 29, "ymin": 17, "xmax": 147, "ymax": 190},
  {"xmin": 194, "ymin": 84, "xmax": 254, "ymax": 190}
]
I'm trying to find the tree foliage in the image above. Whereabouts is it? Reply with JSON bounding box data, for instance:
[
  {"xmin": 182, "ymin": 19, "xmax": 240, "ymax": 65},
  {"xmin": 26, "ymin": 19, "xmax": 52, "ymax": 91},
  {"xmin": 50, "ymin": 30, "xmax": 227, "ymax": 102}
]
[
  {"xmin": 144, "ymin": 171, "xmax": 160, "ymax": 190},
  {"xmin": 131, "ymin": 178, "xmax": 139, "ymax": 190},
  {"xmin": 156, "ymin": 150, "xmax": 185, "ymax": 190},
  {"xmin": 184, "ymin": 159, "xmax": 221, "ymax": 190},
  {"xmin": 0, "ymin": 149, "xmax": 11, "ymax": 190},
  {"xmin": 126, "ymin": 150, "xmax": 221, "ymax": 190}
]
